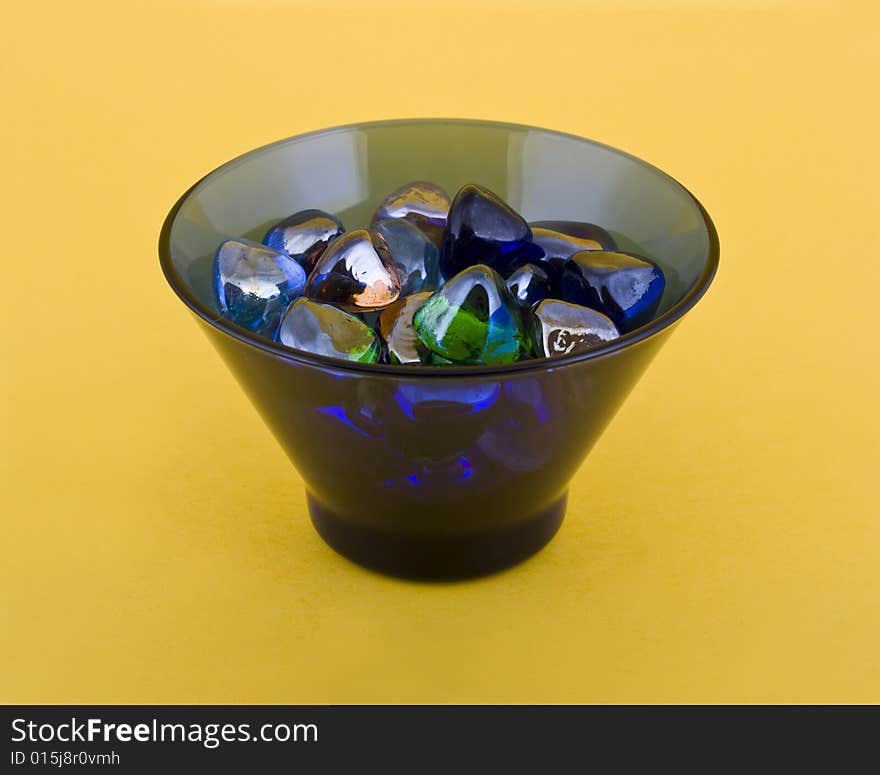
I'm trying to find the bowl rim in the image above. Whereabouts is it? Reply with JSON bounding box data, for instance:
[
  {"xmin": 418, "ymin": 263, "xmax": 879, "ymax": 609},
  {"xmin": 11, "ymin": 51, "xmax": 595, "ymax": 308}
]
[{"xmin": 158, "ymin": 117, "xmax": 719, "ymax": 377}]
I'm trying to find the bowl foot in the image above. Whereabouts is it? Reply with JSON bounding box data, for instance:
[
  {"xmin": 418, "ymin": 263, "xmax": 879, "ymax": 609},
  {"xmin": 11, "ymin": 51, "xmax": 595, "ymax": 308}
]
[{"xmin": 307, "ymin": 493, "xmax": 567, "ymax": 581}]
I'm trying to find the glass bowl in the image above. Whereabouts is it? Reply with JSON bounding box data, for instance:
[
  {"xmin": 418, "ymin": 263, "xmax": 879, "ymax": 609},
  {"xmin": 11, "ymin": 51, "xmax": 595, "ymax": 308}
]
[{"xmin": 159, "ymin": 119, "xmax": 719, "ymax": 579}]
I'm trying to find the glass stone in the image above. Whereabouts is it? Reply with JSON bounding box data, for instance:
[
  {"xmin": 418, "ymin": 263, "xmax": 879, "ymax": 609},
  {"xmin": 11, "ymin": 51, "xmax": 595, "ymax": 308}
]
[
  {"xmin": 505, "ymin": 263, "xmax": 552, "ymax": 308},
  {"xmin": 560, "ymin": 250, "xmax": 666, "ymax": 333},
  {"xmin": 528, "ymin": 220, "xmax": 617, "ymax": 281},
  {"xmin": 276, "ymin": 298, "xmax": 380, "ymax": 363},
  {"xmin": 413, "ymin": 264, "xmax": 529, "ymax": 365},
  {"xmin": 440, "ymin": 183, "xmax": 542, "ymax": 278},
  {"xmin": 531, "ymin": 220, "xmax": 617, "ymax": 251},
  {"xmin": 262, "ymin": 209, "xmax": 345, "ymax": 273},
  {"xmin": 213, "ymin": 238, "xmax": 307, "ymax": 337},
  {"xmin": 305, "ymin": 228, "xmax": 401, "ymax": 312},
  {"xmin": 532, "ymin": 299, "xmax": 619, "ymax": 358},
  {"xmin": 370, "ymin": 180, "xmax": 451, "ymax": 247},
  {"xmin": 372, "ymin": 218, "xmax": 441, "ymax": 295},
  {"xmin": 378, "ymin": 291, "xmax": 433, "ymax": 365}
]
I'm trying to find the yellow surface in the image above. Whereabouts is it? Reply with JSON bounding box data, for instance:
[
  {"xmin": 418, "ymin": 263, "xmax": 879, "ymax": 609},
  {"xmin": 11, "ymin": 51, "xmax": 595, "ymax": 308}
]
[{"xmin": 3, "ymin": 0, "xmax": 879, "ymax": 704}]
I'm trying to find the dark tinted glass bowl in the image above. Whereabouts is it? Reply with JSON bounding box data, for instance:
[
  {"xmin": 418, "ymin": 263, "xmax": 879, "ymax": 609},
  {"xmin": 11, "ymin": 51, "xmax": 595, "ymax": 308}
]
[{"xmin": 159, "ymin": 119, "xmax": 719, "ymax": 580}]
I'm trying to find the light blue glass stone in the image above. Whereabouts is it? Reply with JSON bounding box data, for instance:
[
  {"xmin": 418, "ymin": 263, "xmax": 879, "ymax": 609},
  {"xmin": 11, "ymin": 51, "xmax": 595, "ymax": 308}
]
[
  {"xmin": 213, "ymin": 238, "xmax": 307, "ymax": 337},
  {"xmin": 372, "ymin": 218, "xmax": 441, "ymax": 295}
]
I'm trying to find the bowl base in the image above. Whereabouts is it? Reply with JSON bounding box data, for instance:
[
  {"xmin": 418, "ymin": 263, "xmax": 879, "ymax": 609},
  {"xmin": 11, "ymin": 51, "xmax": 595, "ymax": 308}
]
[{"xmin": 307, "ymin": 493, "xmax": 566, "ymax": 581}]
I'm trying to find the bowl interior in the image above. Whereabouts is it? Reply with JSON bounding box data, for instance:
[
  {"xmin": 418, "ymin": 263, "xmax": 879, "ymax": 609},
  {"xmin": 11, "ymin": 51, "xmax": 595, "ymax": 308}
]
[{"xmin": 166, "ymin": 119, "xmax": 714, "ymax": 352}]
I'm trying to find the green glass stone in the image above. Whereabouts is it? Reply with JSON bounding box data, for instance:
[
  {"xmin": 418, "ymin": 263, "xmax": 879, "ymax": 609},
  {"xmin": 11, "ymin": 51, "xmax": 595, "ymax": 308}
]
[
  {"xmin": 413, "ymin": 264, "xmax": 529, "ymax": 365},
  {"xmin": 531, "ymin": 299, "xmax": 619, "ymax": 359},
  {"xmin": 378, "ymin": 291, "xmax": 433, "ymax": 365},
  {"xmin": 276, "ymin": 298, "xmax": 380, "ymax": 363}
]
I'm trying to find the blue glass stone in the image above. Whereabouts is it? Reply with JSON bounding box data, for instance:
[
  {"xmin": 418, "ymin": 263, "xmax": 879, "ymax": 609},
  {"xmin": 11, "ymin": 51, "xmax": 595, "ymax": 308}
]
[
  {"xmin": 560, "ymin": 250, "xmax": 666, "ymax": 333},
  {"xmin": 532, "ymin": 299, "xmax": 619, "ymax": 358},
  {"xmin": 276, "ymin": 298, "xmax": 380, "ymax": 363},
  {"xmin": 440, "ymin": 184, "xmax": 543, "ymax": 278},
  {"xmin": 262, "ymin": 209, "xmax": 344, "ymax": 272},
  {"xmin": 213, "ymin": 238, "xmax": 307, "ymax": 337},
  {"xmin": 505, "ymin": 263, "xmax": 552, "ymax": 308},
  {"xmin": 305, "ymin": 228, "xmax": 401, "ymax": 312},
  {"xmin": 531, "ymin": 220, "xmax": 617, "ymax": 251},
  {"xmin": 527, "ymin": 220, "xmax": 618, "ymax": 282},
  {"xmin": 371, "ymin": 180, "xmax": 451, "ymax": 247},
  {"xmin": 413, "ymin": 264, "xmax": 530, "ymax": 365},
  {"xmin": 372, "ymin": 218, "xmax": 441, "ymax": 295}
]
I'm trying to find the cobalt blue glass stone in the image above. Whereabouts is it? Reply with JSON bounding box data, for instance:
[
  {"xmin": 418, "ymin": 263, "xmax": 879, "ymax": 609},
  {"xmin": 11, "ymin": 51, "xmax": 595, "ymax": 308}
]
[
  {"xmin": 440, "ymin": 183, "xmax": 543, "ymax": 278},
  {"xmin": 560, "ymin": 250, "xmax": 667, "ymax": 333},
  {"xmin": 213, "ymin": 238, "xmax": 307, "ymax": 338},
  {"xmin": 262, "ymin": 209, "xmax": 344, "ymax": 273},
  {"xmin": 505, "ymin": 263, "xmax": 552, "ymax": 309},
  {"xmin": 160, "ymin": 119, "xmax": 719, "ymax": 580},
  {"xmin": 372, "ymin": 218, "xmax": 441, "ymax": 295},
  {"xmin": 531, "ymin": 220, "xmax": 617, "ymax": 251},
  {"xmin": 529, "ymin": 220, "xmax": 618, "ymax": 281}
]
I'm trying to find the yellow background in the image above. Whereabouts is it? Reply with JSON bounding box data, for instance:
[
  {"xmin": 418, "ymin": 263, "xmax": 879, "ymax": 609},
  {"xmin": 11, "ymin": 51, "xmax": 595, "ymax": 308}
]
[{"xmin": 3, "ymin": 0, "xmax": 879, "ymax": 703}]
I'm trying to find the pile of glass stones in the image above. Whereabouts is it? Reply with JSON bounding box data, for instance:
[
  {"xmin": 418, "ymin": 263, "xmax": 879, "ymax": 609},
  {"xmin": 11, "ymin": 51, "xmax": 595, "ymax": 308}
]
[{"xmin": 212, "ymin": 181, "xmax": 666, "ymax": 365}]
